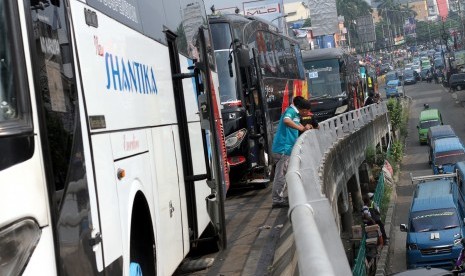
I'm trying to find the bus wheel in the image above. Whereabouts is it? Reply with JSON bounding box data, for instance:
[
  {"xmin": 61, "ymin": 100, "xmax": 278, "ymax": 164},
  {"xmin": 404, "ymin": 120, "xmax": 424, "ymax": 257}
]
[{"xmin": 130, "ymin": 195, "xmax": 156, "ymax": 275}]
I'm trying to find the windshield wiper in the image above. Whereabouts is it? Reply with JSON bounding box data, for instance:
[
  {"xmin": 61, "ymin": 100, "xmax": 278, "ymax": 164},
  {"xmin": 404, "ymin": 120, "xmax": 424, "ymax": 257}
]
[
  {"xmin": 443, "ymin": 225, "xmax": 458, "ymax": 229},
  {"xmin": 311, "ymin": 94, "xmax": 328, "ymax": 100},
  {"xmin": 418, "ymin": 228, "xmax": 434, "ymax": 232}
]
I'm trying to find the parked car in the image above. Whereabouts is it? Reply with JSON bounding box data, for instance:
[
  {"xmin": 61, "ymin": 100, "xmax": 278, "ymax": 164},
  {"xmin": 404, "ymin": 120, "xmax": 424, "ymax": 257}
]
[
  {"xmin": 427, "ymin": 124, "xmax": 456, "ymax": 147},
  {"xmin": 380, "ymin": 63, "xmax": 391, "ymax": 74},
  {"xmin": 400, "ymin": 175, "xmax": 465, "ymax": 269},
  {"xmin": 420, "ymin": 68, "xmax": 430, "ymax": 81},
  {"xmin": 449, "ymin": 73, "xmax": 465, "ymax": 91},
  {"xmin": 392, "ymin": 267, "xmax": 451, "ymax": 276},
  {"xmin": 385, "ymin": 79, "xmax": 403, "ymax": 98},
  {"xmin": 431, "ymin": 137, "xmax": 465, "ymax": 174},
  {"xmin": 404, "ymin": 70, "xmax": 417, "ymax": 85},
  {"xmin": 417, "ymin": 108, "xmax": 443, "ymax": 144},
  {"xmin": 385, "ymin": 71, "xmax": 399, "ymax": 84}
]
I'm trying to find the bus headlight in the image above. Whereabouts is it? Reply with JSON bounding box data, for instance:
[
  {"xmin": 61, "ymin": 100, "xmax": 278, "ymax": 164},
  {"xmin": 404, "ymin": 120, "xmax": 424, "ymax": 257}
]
[
  {"xmin": 334, "ymin": 105, "xmax": 348, "ymax": 115},
  {"xmin": 225, "ymin": 128, "xmax": 247, "ymax": 152},
  {"xmin": 0, "ymin": 219, "xmax": 41, "ymax": 276}
]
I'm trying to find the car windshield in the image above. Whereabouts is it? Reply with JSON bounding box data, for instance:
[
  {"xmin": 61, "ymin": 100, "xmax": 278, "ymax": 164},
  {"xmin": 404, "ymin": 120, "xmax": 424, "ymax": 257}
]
[
  {"xmin": 434, "ymin": 149, "xmax": 465, "ymax": 165},
  {"xmin": 386, "ymin": 74, "xmax": 397, "ymax": 81},
  {"xmin": 410, "ymin": 208, "xmax": 459, "ymax": 232},
  {"xmin": 451, "ymin": 74, "xmax": 465, "ymax": 81},
  {"xmin": 404, "ymin": 71, "xmax": 414, "ymax": 77},
  {"xmin": 420, "ymin": 120, "xmax": 440, "ymax": 129}
]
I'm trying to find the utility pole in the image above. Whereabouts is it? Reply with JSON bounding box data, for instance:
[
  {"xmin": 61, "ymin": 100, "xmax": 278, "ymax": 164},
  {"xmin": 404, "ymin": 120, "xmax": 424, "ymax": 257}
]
[{"xmin": 458, "ymin": 0, "xmax": 465, "ymax": 49}]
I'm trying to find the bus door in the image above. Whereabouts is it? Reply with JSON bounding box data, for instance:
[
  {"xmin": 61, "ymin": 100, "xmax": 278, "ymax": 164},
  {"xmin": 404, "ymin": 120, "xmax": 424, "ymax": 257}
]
[
  {"xmin": 170, "ymin": 26, "xmax": 228, "ymax": 249},
  {"xmin": 251, "ymin": 48, "xmax": 273, "ymax": 164},
  {"xmin": 24, "ymin": 0, "xmax": 104, "ymax": 274},
  {"xmin": 234, "ymin": 39, "xmax": 271, "ymax": 182}
]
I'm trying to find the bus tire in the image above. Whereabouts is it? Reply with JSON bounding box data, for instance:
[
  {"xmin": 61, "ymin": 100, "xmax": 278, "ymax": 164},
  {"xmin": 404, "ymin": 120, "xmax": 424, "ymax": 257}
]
[{"xmin": 130, "ymin": 193, "xmax": 156, "ymax": 276}]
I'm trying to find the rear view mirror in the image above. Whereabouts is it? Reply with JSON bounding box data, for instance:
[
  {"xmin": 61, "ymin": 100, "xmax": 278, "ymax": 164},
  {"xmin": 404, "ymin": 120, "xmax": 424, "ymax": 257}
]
[{"xmin": 400, "ymin": 224, "xmax": 408, "ymax": 232}]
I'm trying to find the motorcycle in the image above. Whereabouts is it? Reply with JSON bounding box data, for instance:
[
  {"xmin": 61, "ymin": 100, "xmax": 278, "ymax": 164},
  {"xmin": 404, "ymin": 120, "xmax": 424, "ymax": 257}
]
[{"xmin": 452, "ymin": 239, "xmax": 465, "ymax": 275}]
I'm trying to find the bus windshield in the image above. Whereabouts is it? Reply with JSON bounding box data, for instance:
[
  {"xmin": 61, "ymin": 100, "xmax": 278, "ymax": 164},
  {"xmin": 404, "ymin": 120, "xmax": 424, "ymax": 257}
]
[
  {"xmin": 210, "ymin": 23, "xmax": 238, "ymax": 103},
  {"xmin": 304, "ymin": 58, "xmax": 344, "ymax": 98}
]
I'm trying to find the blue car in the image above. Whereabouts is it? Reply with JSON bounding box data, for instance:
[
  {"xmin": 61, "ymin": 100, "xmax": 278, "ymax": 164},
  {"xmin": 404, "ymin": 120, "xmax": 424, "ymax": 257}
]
[
  {"xmin": 401, "ymin": 177, "xmax": 465, "ymax": 269},
  {"xmin": 403, "ymin": 70, "xmax": 417, "ymax": 85},
  {"xmin": 431, "ymin": 137, "xmax": 465, "ymax": 174},
  {"xmin": 385, "ymin": 80, "xmax": 403, "ymax": 98}
]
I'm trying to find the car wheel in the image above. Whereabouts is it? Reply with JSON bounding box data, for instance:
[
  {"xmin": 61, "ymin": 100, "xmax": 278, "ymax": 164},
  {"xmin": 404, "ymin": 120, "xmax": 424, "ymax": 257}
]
[{"xmin": 457, "ymin": 85, "xmax": 462, "ymax": 91}]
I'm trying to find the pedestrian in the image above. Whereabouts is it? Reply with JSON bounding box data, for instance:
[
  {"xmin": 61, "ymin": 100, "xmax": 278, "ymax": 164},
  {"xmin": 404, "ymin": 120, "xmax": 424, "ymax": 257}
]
[
  {"xmin": 362, "ymin": 193, "xmax": 389, "ymax": 245},
  {"xmin": 271, "ymin": 96, "xmax": 318, "ymax": 208},
  {"xmin": 364, "ymin": 92, "xmax": 375, "ymax": 106}
]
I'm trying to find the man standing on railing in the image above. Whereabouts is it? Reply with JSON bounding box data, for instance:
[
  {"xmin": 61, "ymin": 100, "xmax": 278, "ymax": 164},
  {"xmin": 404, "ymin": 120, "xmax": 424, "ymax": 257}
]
[{"xmin": 271, "ymin": 96, "xmax": 318, "ymax": 208}]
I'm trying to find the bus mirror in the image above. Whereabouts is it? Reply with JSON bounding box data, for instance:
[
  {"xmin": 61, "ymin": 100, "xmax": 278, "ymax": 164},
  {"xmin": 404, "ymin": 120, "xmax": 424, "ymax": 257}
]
[
  {"xmin": 238, "ymin": 49, "xmax": 250, "ymax": 68},
  {"xmin": 197, "ymin": 94, "xmax": 210, "ymax": 130}
]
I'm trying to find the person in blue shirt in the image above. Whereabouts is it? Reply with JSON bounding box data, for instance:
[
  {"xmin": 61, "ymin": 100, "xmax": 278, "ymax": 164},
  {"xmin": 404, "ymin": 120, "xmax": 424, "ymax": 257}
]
[{"xmin": 271, "ymin": 96, "xmax": 318, "ymax": 208}]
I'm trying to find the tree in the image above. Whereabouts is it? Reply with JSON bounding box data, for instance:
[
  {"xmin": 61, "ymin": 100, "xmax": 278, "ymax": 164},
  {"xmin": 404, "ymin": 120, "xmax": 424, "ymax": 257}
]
[
  {"xmin": 302, "ymin": 18, "xmax": 311, "ymax": 27},
  {"xmin": 336, "ymin": 0, "xmax": 372, "ymax": 23},
  {"xmin": 336, "ymin": 0, "xmax": 372, "ymax": 51}
]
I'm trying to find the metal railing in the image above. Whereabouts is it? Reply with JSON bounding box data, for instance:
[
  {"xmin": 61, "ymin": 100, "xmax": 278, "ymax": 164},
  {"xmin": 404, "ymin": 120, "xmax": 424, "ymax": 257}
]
[{"xmin": 352, "ymin": 234, "xmax": 367, "ymax": 276}]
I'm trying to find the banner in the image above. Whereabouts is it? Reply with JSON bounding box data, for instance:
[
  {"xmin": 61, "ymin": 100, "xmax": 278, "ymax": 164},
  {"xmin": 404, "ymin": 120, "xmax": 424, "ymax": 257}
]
[{"xmin": 308, "ymin": 0, "xmax": 338, "ymax": 36}]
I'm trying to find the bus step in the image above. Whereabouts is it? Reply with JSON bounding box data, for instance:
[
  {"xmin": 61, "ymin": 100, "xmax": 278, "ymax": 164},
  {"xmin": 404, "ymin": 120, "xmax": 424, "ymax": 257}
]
[{"xmin": 248, "ymin": 179, "xmax": 270, "ymax": 184}]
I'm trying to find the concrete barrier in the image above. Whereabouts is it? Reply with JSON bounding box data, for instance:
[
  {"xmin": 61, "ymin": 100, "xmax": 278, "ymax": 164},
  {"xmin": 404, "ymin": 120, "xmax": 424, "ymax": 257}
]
[{"xmin": 285, "ymin": 103, "xmax": 390, "ymax": 275}]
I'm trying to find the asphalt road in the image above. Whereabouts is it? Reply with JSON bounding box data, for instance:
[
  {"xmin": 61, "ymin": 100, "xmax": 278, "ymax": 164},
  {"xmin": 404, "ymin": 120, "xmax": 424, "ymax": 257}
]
[{"xmin": 387, "ymin": 81, "xmax": 465, "ymax": 274}]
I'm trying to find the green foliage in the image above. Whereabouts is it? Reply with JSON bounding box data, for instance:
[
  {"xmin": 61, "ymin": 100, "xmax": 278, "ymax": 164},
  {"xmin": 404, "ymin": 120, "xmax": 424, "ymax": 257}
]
[
  {"xmin": 375, "ymin": 150, "xmax": 387, "ymax": 167},
  {"xmin": 391, "ymin": 140, "xmax": 403, "ymax": 163},
  {"xmin": 366, "ymin": 146, "xmax": 376, "ymax": 165},
  {"xmin": 387, "ymin": 98, "xmax": 402, "ymax": 131},
  {"xmin": 380, "ymin": 182, "xmax": 393, "ymax": 222},
  {"xmin": 302, "ymin": 18, "xmax": 311, "ymax": 27},
  {"xmin": 336, "ymin": 0, "xmax": 372, "ymax": 22},
  {"xmin": 400, "ymin": 106, "xmax": 409, "ymax": 138}
]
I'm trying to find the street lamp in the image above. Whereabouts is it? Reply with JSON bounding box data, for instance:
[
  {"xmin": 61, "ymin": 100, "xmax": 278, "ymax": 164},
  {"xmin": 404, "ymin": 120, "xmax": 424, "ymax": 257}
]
[
  {"xmin": 271, "ymin": 14, "xmax": 288, "ymax": 34},
  {"xmin": 271, "ymin": 14, "xmax": 288, "ymax": 24}
]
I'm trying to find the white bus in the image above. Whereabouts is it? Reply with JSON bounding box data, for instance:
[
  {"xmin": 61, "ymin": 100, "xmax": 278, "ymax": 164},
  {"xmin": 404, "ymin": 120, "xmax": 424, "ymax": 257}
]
[{"xmin": 0, "ymin": 0, "xmax": 229, "ymax": 275}]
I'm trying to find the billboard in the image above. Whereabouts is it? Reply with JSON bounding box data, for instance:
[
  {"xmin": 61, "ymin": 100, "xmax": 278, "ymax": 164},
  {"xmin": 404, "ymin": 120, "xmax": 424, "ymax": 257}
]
[
  {"xmin": 308, "ymin": 0, "xmax": 338, "ymax": 36},
  {"xmin": 243, "ymin": 0, "xmax": 285, "ymax": 30},
  {"xmin": 356, "ymin": 15, "xmax": 376, "ymax": 43},
  {"xmin": 437, "ymin": 0, "xmax": 449, "ymax": 21}
]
